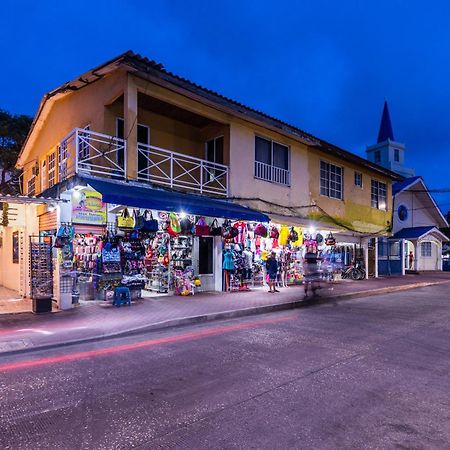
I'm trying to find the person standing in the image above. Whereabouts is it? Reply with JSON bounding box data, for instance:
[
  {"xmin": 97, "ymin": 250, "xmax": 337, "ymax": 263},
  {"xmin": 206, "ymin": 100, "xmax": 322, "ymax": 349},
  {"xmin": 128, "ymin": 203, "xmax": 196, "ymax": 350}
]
[
  {"xmin": 266, "ymin": 251, "xmax": 279, "ymax": 293},
  {"xmin": 408, "ymin": 250, "xmax": 414, "ymax": 270},
  {"xmin": 303, "ymin": 246, "xmax": 319, "ymax": 297}
]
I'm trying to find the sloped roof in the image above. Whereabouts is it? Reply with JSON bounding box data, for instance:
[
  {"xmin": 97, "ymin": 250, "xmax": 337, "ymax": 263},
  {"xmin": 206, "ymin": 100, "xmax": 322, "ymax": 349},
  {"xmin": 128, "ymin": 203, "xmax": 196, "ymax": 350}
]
[
  {"xmin": 393, "ymin": 176, "xmax": 422, "ymax": 195},
  {"xmin": 18, "ymin": 51, "xmax": 402, "ymax": 180},
  {"xmin": 392, "ymin": 226, "xmax": 448, "ymax": 241},
  {"xmin": 377, "ymin": 100, "xmax": 395, "ymax": 143}
]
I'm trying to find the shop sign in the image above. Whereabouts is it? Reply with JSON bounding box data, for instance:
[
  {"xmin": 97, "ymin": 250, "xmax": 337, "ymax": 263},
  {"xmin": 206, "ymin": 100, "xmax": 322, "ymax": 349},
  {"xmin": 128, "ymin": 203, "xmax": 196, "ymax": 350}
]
[{"xmin": 72, "ymin": 188, "xmax": 106, "ymax": 224}]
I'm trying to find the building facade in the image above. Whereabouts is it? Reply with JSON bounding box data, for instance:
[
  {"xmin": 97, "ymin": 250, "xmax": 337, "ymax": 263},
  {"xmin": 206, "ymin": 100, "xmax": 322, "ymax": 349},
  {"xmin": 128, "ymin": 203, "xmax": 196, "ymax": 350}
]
[{"xmin": 6, "ymin": 51, "xmax": 401, "ymax": 311}]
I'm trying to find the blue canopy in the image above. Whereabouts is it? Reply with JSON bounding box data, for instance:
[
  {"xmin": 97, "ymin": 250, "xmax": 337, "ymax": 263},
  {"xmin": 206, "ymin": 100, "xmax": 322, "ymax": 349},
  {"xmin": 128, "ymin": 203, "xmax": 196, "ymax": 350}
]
[{"xmin": 84, "ymin": 177, "xmax": 269, "ymax": 222}]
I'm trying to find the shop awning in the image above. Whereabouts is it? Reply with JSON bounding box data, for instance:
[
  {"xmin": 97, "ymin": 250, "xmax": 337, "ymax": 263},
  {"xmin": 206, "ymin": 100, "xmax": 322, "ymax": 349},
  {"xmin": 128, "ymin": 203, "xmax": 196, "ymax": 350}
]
[{"xmin": 83, "ymin": 177, "xmax": 269, "ymax": 222}]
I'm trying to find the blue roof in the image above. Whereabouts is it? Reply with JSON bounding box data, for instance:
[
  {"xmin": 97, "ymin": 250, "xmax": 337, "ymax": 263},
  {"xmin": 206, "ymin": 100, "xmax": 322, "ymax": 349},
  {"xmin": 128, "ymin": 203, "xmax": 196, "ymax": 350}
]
[
  {"xmin": 377, "ymin": 101, "xmax": 395, "ymax": 143},
  {"xmin": 392, "ymin": 176, "xmax": 422, "ymax": 195},
  {"xmin": 392, "ymin": 226, "xmax": 436, "ymax": 239},
  {"xmin": 84, "ymin": 177, "xmax": 270, "ymax": 222}
]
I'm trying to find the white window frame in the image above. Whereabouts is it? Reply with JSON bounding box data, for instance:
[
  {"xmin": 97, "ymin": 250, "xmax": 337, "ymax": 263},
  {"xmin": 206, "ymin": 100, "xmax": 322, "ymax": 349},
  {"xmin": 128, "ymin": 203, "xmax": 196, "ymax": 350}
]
[
  {"xmin": 254, "ymin": 135, "xmax": 290, "ymax": 186},
  {"xmin": 205, "ymin": 136, "xmax": 224, "ymax": 164},
  {"xmin": 320, "ymin": 160, "xmax": 343, "ymax": 200},
  {"xmin": 421, "ymin": 241, "xmax": 432, "ymax": 257},
  {"xmin": 48, "ymin": 152, "xmax": 56, "ymax": 187},
  {"xmin": 371, "ymin": 179, "xmax": 387, "ymax": 210},
  {"xmin": 41, "ymin": 159, "xmax": 47, "ymax": 191},
  {"xmin": 79, "ymin": 124, "xmax": 91, "ymax": 160},
  {"xmin": 354, "ymin": 171, "xmax": 363, "ymax": 188}
]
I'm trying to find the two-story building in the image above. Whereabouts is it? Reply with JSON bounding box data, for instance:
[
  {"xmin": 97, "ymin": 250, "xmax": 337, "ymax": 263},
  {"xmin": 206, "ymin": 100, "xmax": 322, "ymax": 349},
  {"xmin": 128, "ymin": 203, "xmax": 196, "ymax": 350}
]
[{"xmin": 7, "ymin": 51, "xmax": 400, "ymax": 311}]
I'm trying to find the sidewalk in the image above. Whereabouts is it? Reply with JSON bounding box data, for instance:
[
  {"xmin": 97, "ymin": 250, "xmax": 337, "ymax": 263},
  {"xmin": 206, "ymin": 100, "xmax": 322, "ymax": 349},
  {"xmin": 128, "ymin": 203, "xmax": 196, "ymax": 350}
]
[{"xmin": 1, "ymin": 272, "xmax": 449, "ymax": 355}]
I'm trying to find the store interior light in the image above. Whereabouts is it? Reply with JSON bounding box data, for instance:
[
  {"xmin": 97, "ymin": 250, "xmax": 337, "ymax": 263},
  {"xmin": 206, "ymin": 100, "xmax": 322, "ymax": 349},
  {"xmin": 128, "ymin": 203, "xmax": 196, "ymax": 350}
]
[
  {"xmin": 179, "ymin": 212, "xmax": 187, "ymax": 219},
  {"xmin": 309, "ymin": 227, "xmax": 315, "ymax": 235}
]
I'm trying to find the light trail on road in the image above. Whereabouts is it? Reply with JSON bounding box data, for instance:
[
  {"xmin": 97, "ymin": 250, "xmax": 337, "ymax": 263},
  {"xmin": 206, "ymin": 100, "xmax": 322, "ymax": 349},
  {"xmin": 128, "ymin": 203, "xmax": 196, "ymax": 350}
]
[{"xmin": 0, "ymin": 315, "xmax": 294, "ymax": 372}]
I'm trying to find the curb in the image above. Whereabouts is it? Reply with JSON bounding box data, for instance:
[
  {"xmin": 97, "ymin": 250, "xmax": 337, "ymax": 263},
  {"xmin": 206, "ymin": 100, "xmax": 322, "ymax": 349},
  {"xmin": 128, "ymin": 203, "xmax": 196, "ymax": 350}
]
[{"xmin": 2, "ymin": 279, "xmax": 450, "ymax": 357}]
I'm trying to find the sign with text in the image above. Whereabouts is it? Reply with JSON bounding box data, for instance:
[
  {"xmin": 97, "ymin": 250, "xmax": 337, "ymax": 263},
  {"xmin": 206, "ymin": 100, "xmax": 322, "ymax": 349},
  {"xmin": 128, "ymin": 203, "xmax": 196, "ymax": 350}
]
[{"xmin": 72, "ymin": 188, "xmax": 106, "ymax": 224}]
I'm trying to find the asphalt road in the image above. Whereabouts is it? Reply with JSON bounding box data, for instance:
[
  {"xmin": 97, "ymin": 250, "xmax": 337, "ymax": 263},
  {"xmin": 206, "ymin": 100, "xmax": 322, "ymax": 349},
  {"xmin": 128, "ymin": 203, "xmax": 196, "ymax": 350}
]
[{"xmin": 1, "ymin": 285, "xmax": 449, "ymax": 450}]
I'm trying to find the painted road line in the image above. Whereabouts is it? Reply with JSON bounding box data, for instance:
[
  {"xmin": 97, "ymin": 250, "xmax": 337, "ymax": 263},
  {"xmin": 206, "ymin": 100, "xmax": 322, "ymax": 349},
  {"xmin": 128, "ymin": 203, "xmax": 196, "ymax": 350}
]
[{"xmin": 0, "ymin": 315, "xmax": 294, "ymax": 372}]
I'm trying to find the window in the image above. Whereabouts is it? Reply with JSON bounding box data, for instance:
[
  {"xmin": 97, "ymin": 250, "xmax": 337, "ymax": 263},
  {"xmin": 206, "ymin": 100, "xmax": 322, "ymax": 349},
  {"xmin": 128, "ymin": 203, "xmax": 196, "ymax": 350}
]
[
  {"xmin": 116, "ymin": 118, "xmax": 150, "ymax": 175},
  {"xmin": 394, "ymin": 148, "xmax": 400, "ymax": 162},
  {"xmin": 421, "ymin": 242, "xmax": 432, "ymax": 257},
  {"xmin": 79, "ymin": 124, "xmax": 90, "ymax": 160},
  {"xmin": 48, "ymin": 152, "xmax": 56, "ymax": 187},
  {"xmin": 199, "ymin": 237, "xmax": 213, "ymax": 274},
  {"xmin": 374, "ymin": 150, "xmax": 381, "ymax": 163},
  {"xmin": 397, "ymin": 204, "xmax": 408, "ymax": 221},
  {"xmin": 41, "ymin": 159, "xmax": 47, "ymax": 191},
  {"xmin": 371, "ymin": 180, "xmax": 387, "ymax": 210},
  {"xmin": 320, "ymin": 161, "xmax": 343, "ymax": 199},
  {"xmin": 206, "ymin": 136, "xmax": 224, "ymax": 165},
  {"xmin": 27, "ymin": 176, "xmax": 36, "ymax": 196},
  {"xmin": 254, "ymin": 136, "xmax": 290, "ymax": 185},
  {"xmin": 354, "ymin": 171, "xmax": 362, "ymax": 187}
]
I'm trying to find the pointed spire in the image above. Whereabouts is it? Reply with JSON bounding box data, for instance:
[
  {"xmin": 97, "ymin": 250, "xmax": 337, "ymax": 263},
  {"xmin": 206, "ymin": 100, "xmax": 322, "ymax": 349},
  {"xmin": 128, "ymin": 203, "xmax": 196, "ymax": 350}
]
[{"xmin": 377, "ymin": 100, "xmax": 395, "ymax": 143}]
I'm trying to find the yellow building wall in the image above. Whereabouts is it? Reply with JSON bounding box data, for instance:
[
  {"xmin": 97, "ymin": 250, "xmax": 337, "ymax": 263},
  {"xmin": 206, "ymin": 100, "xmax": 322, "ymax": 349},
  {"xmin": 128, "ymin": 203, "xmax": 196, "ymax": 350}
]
[
  {"xmin": 307, "ymin": 149, "xmax": 393, "ymax": 233},
  {"xmin": 22, "ymin": 70, "xmax": 127, "ymax": 194}
]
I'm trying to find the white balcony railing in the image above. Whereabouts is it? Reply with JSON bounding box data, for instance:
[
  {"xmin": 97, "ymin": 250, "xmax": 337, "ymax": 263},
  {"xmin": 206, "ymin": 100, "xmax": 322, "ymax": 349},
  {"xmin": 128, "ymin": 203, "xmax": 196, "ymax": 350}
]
[
  {"xmin": 58, "ymin": 128, "xmax": 229, "ymax": 196},
  {"xmin": 59, "ymin": 128, "xmax": 126, "ymax": 181},
  {"xmin": 254, "ymin": 160, "xmax": 290, "ymax": 186},
  {"xmin": 137, "ymin": 143, "xmax": 229, "ymax": 196}
]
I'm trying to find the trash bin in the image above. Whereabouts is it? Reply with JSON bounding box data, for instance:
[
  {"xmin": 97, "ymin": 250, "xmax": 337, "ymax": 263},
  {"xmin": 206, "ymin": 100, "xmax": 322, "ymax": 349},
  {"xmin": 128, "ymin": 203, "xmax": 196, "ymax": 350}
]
[{"xmin": 32, "ymin": 297, "xmax": 53, "ymax": 314}]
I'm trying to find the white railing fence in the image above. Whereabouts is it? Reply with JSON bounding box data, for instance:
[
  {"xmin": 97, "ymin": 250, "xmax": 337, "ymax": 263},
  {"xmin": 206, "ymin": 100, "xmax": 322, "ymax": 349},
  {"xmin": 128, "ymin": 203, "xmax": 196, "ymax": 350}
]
[
  {"xmin": 137, "ymin": 143, "xmax": 229, "ymax": 196},
  {"xmin": 254, "ymin": 160, "xmax": 290, "ymax": 186},
  {"xmin": 59, "ymin": 129, "xmax": 126, "ymax": 181}
]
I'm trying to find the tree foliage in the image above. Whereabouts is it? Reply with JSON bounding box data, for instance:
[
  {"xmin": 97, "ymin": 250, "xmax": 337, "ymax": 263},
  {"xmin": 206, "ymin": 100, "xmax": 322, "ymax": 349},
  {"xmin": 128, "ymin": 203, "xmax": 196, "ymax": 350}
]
[{"xmin": 0, "ymin": 109, "xmax": 33, "ymax": 192}]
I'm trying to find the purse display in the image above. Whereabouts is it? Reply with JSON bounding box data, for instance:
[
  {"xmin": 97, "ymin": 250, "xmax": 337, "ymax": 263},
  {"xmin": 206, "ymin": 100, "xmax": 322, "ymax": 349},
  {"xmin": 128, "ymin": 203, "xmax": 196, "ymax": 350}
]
[
  {"xmin": 167, "ymin": 212, "xmax": 181, "ymax": 236},
  {"xmin": 180, "ymin": 216, "xmax": 194, "ymax": 234},
  {"xmin": 142, "ymin": 210, "xmax": 159, "ymax": 233},
  {"xmin": 325, "ymin": 232, "xmax": 336, "ymax": 246},
  {"xmin": 254, "ymin": 223, "xmax": 268, "ymax": 238},
  {"xmin": 117, "ymin": 208, "xmax": 135, "ymax": 230},
  {"xmin": 210, "ymin": 219, "xmax": 222, "ymax": 236},
  {"xmin": 194, "ymin": 217, "xmax": 210, "ymax": 236}
]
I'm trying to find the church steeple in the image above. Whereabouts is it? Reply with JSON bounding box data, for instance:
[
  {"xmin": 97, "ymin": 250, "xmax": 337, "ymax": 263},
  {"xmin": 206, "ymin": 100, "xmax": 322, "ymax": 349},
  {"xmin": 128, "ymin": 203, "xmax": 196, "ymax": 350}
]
[
  {"xmin": 366, "ymin": 100, "xmax": 415, "ymax": 177},
  {"xmin": 377, "ymin": 100, "xmax": 395, "ymax": 143}
]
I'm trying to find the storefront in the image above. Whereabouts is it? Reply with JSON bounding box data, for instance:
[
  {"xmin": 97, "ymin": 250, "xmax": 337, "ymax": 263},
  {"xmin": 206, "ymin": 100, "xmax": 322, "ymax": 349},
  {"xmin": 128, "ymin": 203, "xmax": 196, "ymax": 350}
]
[{"xmin": 48, "ymin": 176, "xmax": 268, "ymax": 309}]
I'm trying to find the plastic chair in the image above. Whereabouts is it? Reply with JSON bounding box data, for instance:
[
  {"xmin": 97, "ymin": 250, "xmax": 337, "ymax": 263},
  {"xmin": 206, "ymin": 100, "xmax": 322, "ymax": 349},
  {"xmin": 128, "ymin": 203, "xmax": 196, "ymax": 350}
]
[{"xmin": 113, "ymin": 287, "xmax": 131, "ymax": 307}]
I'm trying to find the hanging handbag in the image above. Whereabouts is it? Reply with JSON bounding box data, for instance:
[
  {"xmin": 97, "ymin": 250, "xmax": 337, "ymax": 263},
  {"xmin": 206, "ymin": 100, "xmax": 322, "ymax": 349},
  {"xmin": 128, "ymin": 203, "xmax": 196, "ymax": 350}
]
[
  {"xmin": 325, "ymin": 232, "xmax": 336, "ymax": 246},
  {"xmin": 194, "ymin": 217, "xmax": 210, "ymax": 236},
  {"xmin": 254, "ymin": 223, "xmax": 268, "ymax": 238},
  {"xmin": 316, "ymin": 232, "xmax": 324, "ymax": 244},
  {"xmin": 180, "ymin": 216, "xmax": 193, "ymax": 234},
  {"xmin": 117, "ymin": 208, "xmax": 135, "ymax": 230},
  {"xmin": 270, "ymin": 226, "xmax": 279, "ymax": 239},
  {"xmin": 289, "ymin": 227, "xmax": 298, "ymax": 242},
  {"xmin": 134, "ymin": 210, "xmax": 144, "ymax": 230},
  {"xmin": 210, "ymin": 219, "xmax": 222, "ymax": 236},
  {"xmin": 167, "ymin": 212, "xmax": 182, "ymax": 236},
  {"xmin": 142, "ymin": 210, "xmax": 159, "ymax": 233}
]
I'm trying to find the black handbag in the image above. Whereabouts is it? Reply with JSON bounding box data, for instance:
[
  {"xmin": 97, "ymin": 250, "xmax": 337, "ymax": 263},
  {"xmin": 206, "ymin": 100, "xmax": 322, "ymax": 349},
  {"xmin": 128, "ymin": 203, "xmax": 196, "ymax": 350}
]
[
  {"xmin": 289, "ymin": 227, "xmax": 298, "ymax": 242},
  {"xmin": 180, "ymin": 217, "xmax": 193, "ymax": 234},
  {"xmin": 134, "ymin": 210, "xmax": 144, "ymax": 230},
  {"xmin": 142, "ymin": 210, "xmax": 159, "ymax": 233},
  {"xmin": 210, "ymin": 219, "xmax": 222, "ymax": 236}
]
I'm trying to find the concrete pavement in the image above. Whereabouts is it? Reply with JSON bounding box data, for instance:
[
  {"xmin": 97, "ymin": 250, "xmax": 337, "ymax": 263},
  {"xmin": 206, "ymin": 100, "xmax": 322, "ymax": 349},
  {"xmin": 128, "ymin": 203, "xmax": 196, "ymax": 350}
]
[
  {"xmin": 1, "ymin": 284, "xmax": 449, "ymax": 449},
  {"xmin": 0, "ymin": 272, "xmax": 449, "ymax": 356}
]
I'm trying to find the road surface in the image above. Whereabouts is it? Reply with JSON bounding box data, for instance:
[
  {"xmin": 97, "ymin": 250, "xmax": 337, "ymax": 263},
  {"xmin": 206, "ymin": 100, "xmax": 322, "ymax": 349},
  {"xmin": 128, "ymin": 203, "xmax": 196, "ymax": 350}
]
[{"xmin": 1, "ymin": 284, "xmax": 449, "ymax": 449}]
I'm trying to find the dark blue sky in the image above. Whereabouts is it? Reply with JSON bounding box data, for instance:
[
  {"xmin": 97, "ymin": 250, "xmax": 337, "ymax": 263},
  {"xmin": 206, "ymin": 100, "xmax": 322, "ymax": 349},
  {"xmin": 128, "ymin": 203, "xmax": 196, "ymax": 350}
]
[{"xmin": 2, "ymin": 0, "xmax": 450, "ymax": 213}]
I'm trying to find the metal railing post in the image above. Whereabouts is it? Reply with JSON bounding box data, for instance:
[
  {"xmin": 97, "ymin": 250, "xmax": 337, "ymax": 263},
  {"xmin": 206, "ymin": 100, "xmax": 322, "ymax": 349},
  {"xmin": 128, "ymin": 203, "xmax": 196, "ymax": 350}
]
[
  {"xmin": 123, "ymin": 140, "xmax": 127, "ymax": 180},
  {"xmin": 74, "ymin": 129, "xmax": 79, "ymax": 174},
  {"xmin": 200, "ymin": 160, "xmax": 203, "ymax": 194},
  {"xmin": 170, "ymin": 153, "xmax": 174, "ymax": 188}
]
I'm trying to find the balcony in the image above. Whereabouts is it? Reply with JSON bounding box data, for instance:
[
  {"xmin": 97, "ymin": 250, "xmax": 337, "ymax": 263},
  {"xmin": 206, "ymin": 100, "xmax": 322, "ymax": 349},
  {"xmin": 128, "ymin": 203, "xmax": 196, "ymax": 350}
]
[
  {"xmin": 58, "ymin": 128, "xmax": 229, "ymax": 196},
  {"xmin": 254, "ymin": 160, "xmax": 290, "ymax": 186}
]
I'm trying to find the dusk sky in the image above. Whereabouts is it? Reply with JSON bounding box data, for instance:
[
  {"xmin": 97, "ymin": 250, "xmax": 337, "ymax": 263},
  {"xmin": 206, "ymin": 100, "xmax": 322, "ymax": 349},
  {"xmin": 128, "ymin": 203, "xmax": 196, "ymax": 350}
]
[{"xmin": 2, "ymin": 0, "xmax": 450, "ymax": 212}]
